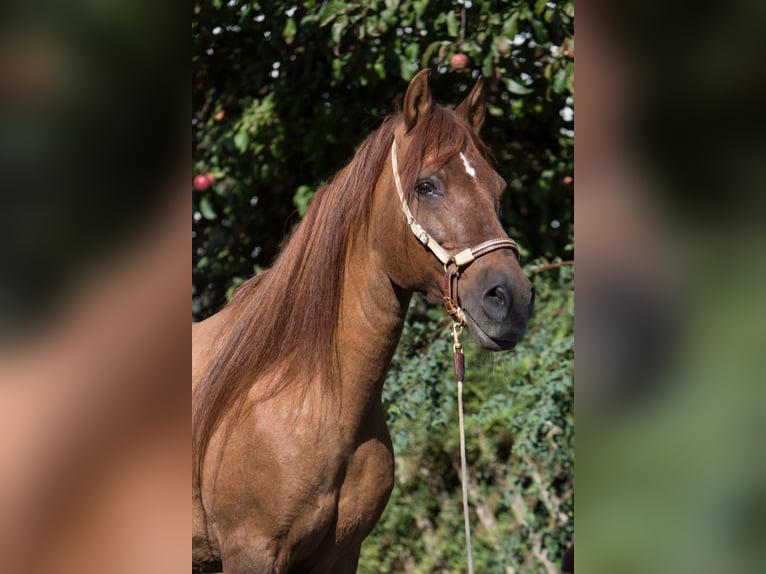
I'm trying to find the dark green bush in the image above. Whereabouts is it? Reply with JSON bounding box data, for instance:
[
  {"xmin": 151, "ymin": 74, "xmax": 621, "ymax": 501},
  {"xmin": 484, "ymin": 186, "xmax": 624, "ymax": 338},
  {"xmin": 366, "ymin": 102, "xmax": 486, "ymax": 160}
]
[{"xmin": 362, "ymin": 264, "xmax": 573, "ymax": 572}]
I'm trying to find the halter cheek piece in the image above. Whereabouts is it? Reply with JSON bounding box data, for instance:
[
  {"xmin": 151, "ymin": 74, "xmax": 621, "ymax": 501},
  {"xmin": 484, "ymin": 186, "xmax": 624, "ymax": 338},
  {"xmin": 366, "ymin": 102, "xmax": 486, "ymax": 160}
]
[{"xmin": 390, "ymin": 140, "xmax": 519, "ymax": 332}]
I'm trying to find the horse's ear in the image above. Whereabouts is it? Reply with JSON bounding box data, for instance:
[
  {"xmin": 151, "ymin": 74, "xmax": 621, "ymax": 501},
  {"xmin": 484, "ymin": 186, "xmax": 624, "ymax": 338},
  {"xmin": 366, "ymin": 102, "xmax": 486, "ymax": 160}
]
[
  {"xmin": 403, "ymin": 69, "xmax": 433, "ymax": 132},
  {"xmin": 455, "ymin": 76, "xmax": 486, "ymax": 132}
]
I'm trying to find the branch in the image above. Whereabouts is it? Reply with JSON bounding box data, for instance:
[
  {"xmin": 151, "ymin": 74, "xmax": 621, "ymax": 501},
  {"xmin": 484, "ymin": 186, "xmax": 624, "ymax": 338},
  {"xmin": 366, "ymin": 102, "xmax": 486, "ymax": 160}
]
[{"xmin": 529, "ymin": 260, "xmax": 574, "ymax": 274}]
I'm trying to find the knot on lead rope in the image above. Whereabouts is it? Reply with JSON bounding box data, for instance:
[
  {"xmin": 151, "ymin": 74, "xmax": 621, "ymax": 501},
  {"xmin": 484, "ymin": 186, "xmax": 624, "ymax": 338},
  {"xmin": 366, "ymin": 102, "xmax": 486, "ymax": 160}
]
[{"xmin": 443, "ymin": 292, "xmax": 467, "ymax": 325}]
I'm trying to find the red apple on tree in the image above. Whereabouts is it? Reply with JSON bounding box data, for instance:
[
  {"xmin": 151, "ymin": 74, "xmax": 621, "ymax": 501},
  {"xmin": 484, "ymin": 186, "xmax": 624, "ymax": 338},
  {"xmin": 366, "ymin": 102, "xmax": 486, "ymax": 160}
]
[
  {"xmin": 450, "ymin": 53, "xmax": 469, "ymax": 70},
  {"xmin": 193, "ymin": 173, "xmax": 214, "ymax": 191}
]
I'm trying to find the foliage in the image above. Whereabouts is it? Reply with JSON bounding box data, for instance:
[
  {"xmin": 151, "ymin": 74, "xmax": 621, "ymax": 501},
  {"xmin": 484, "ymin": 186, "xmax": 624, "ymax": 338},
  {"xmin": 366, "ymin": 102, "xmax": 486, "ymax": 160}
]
[
  {"xmin": 192, "ymin": 1, "xmax": 573, "ymax": 571},
  {"xmin": 360, "ymin": 265, "xmax": 573, "ymax": 572},
  {"xmin": 192, "ymin": 0, "xmax": 573, "ymax": 318}
]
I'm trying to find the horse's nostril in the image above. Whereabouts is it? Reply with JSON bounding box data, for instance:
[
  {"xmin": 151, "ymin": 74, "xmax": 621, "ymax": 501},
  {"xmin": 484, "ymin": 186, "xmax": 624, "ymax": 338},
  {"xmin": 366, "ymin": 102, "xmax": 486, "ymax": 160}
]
[{"xmin": 482, "ymin": 285, "xmax": 511, "ymax": 322}]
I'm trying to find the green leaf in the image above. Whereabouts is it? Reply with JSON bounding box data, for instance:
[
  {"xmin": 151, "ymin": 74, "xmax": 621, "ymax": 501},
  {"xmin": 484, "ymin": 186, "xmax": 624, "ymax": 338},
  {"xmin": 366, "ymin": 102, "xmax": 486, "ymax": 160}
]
[
  {"xmin": 283, "ymin": 18, "xmax": 297, "ymax": 44},
  {"xmin": 234, "ymin": 129, "xmax": 249, "ymax": 153},
  {"xmin": 373, "ymin": 56, "xmax": 387, "ymax": 79},
  {"xmin": 199, "ymin": 196, "xmax": 217, "ymax": 220},
  {"xmin": 503, "ymin": 11, "xmax": 519, "ymax": 39},
  {"xmin": 318, "ymin": 0, "xmax": 346, "ymax": 26},
  {"xmin": 446, "ymin": 10, "xmax": 458, "ymax": 37},
  {"xmin": 529, "ymin": 17, "xmax": 549, "ymax": 43},
  {"xmin": 300, "ymin": 11, "xmax": 321, "ymax": 25},
  {"xmin": 505, "ymin": 78, "xmax": 534, "ymax": 95},
  {"xmin": 414, "ymin": 0, "xmax": 428, "ymax": 16},
  {"xmin": 553, "ymin": 66, "xmax": 568, "ymax": 94},
  {"xmin": 225, "ymin": 277, "xmax": 245, "ymax": 301},
  {"xmin": 400, "ymin": 54, "xmax": 418, "ymax": 81},
  {"xmin": 482, "ymin": 52, "xmax": 494, "ymax": 78},
  {"xmin": 487, "ymin": 103, "xmax": 504, "ymax": 117},
  {"xmin": 293, "ymin": 185, "xmax": 314, "ymax": 217},
  {"xmin": 404, "ymin": 41, "xmax": 419, "ymax": 61},
  {"xmin": 332, "ymin": 56, "xmax": 344, "ymax": 80},
  {"xmin": 331, "ymin": 18, "xmax": 346, "ymax": 45}
]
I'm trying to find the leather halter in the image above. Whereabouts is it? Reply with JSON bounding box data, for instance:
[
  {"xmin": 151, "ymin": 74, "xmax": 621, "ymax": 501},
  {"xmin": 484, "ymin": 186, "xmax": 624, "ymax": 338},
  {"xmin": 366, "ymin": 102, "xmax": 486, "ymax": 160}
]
[{"xmin": 390, "ymin": 141, "xmax": 519, "ymax": 328}]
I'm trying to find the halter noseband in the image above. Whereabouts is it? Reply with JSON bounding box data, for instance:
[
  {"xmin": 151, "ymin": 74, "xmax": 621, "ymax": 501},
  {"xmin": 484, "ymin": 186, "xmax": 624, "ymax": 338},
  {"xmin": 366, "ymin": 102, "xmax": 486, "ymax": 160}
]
[{"xmin": 390, "ymin": 140, "xmax": 519, "ymax": 328}]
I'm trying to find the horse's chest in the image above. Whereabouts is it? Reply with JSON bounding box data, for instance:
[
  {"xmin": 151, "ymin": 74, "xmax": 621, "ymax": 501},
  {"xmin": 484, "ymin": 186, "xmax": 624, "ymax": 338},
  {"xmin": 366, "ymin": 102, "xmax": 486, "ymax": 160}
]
[
  {"xmin": 259, "ymin": 398, "xmax": 395, "ymax": 539},
  {"xmin": 253, "ymin": 429, "xmax": 394, "ymax": 565},
  {"xmin": 207, "ymin": 399, "xmax": 395, "ymax": 563}
]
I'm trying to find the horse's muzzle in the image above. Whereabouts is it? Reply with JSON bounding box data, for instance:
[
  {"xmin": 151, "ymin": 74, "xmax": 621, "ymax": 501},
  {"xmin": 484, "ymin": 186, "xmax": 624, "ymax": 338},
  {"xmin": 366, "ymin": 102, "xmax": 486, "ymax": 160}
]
[{"xmin": 464, "ymin": 274, "xmax": 534, "ymax": 351}]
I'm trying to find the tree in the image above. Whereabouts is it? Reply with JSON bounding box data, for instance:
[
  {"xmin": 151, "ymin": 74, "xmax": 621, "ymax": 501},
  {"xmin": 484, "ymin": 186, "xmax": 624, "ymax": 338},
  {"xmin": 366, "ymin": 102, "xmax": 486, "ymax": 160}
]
[{"xmin": 192, "ymin": 0, "xmax": 573, "ymax": 319}]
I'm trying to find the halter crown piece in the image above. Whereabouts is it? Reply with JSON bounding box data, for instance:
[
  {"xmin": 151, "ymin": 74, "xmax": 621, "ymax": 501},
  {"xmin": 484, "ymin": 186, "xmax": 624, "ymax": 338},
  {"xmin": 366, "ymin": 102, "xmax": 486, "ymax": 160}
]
[{"xmin": 391, "ymin": 140, "xmax": 520, "ymax": 574}]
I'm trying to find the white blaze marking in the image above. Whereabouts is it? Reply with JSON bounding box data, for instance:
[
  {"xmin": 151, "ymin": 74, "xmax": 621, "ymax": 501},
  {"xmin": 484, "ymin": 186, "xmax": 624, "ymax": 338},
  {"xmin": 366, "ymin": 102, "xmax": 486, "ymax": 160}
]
[{"xmin": 459, "ymin": 152, "xmax": 477, "ymax": 179}]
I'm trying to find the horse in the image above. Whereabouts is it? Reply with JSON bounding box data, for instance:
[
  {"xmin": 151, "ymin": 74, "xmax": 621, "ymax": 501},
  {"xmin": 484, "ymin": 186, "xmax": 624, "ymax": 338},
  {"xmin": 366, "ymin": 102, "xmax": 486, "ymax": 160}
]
[{"xmin": 192, "ymin": 69, "xmax": 535, "ymax": 573}]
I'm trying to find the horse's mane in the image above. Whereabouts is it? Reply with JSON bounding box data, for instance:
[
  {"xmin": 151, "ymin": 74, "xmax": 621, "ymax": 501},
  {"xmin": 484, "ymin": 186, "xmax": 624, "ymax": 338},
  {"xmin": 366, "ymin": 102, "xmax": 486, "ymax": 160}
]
[{"xmin": 193, "ymin": 103, "xmax": 488, "ymax": 484}]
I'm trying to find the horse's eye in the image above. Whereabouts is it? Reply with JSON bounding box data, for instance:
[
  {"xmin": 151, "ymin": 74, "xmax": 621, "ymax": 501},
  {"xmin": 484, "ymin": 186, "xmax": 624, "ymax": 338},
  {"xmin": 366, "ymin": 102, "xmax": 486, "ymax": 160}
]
[{"xmin": 414, "ymin": 179, "xmax": 439, "ymax": 197}]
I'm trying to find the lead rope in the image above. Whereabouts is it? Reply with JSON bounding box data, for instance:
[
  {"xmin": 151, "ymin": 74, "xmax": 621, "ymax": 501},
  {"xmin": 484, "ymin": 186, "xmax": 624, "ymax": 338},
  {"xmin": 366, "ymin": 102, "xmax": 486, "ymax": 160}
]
[
  {"xmin": 452, "ymin": 322, "xmax": 474, "ymax": 574},
  {"xmin": 391, "ymin": 140, "xmax": 518, "ymax": 574}
]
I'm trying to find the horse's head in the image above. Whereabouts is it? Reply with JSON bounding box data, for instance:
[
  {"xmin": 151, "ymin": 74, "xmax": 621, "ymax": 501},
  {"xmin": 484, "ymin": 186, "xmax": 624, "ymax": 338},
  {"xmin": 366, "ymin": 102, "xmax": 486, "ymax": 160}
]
[{"xmin": 374, "ymin": 70, "xmax": 534, "ymax": 351}]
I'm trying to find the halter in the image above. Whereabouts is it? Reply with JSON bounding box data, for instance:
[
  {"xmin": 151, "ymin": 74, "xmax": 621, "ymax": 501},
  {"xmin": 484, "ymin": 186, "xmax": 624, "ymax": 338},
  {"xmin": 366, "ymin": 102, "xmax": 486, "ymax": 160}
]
[
  {"xmin": 390, "ymin": 140, "xmax": 519, "ymax": 340},
  {"xmin": 391, "ymin": 139, "xmax": 520, "ymax": 574}
]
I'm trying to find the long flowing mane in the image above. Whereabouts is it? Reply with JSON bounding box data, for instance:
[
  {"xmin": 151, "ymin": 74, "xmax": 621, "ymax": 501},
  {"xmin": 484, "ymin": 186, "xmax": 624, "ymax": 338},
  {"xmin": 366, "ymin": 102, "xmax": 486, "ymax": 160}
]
[{"xmin": 192, "ymin": 103, "xmax": 488, "ymax": 483}]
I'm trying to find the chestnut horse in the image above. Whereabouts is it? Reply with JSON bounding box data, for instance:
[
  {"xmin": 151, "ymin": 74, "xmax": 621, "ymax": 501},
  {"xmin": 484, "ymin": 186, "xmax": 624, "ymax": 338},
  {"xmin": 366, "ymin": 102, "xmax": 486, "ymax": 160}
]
[{"xmin": 192, "ymin": 70, "xmax": 534, "ymax": 573}]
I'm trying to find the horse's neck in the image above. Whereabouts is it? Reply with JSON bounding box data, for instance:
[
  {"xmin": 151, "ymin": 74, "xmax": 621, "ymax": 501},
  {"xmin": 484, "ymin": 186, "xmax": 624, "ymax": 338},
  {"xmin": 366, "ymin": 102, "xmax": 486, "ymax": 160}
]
[{"xmin": 334, "ymin": 244, "xmax": 411, "ymax": 426}]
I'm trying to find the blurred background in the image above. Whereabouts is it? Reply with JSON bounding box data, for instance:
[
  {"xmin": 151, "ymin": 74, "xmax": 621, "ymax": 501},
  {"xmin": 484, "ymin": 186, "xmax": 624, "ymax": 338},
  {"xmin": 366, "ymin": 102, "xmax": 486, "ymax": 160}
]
[
  {"xmin": 0, "ymin": 0, "xmax": 187, "ymax": 572},
  {"xmin": 193, "ymin": 1, "xmax": 574, "ymax": 572},
  {"xmin": 2, "ymin": 0, "xmax": 762, "ymax": 571},
  {"xmin": 576, "ymin": 0, "xmax": 766, "ymax": 572}
]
